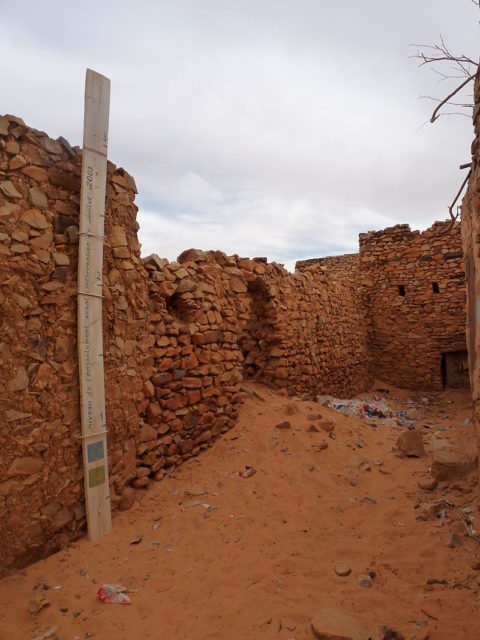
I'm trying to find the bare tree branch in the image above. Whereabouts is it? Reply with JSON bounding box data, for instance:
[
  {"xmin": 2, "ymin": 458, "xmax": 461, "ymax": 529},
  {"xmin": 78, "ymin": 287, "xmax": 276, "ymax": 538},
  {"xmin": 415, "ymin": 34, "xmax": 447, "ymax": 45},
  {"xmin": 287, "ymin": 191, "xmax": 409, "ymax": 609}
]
[
  {"xmin": 449, "ymin": 169, "xmax": 472, "ymax": 220},
  {"xmin": 411, "ymin": 7, "xmax": 478, "ymax": 229},
  {"xmin": 429, "ymin": 73, "xmax": 476, "ymax": 122},
  {"xmin": 410, "ymin": 34, "xmax": 477, "ymax": 123},
  {"xmin": 418, "ymin": 94, "xmax": 474, "ymax": 109}
]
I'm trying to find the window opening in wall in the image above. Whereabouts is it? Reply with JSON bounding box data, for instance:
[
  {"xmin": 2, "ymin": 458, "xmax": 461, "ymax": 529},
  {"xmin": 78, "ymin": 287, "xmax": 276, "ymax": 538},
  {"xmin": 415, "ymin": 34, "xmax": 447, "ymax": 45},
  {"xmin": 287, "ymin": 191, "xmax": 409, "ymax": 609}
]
[
  {"xmin": 398, "ymin": 285, "xmax": 405, "ymax": 296},
  {"xmin": 432, "ymin": 282, "xmax": 440, "ymax": 294},
  {"xmin": 165, "ymin": 291, "xmax": 194, "ymax": 322}
]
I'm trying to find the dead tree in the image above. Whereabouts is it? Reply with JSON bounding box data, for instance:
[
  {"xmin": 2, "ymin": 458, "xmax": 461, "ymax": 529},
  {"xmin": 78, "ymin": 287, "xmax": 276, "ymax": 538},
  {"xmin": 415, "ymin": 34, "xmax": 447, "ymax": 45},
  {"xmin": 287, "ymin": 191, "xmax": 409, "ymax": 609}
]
[
  {"xmin": 411, "ymin": 35, "xmax": 477, "ymax": 123},
  {"xmin": 411, "ymin": 25, "xmax": 478, "ymax": 224}
]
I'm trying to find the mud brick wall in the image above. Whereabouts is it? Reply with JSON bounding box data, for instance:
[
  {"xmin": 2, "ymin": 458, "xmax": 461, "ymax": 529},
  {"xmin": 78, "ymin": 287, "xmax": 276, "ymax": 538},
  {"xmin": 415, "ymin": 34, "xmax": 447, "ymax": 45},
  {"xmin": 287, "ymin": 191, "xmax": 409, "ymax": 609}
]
[
  {"xmin": 359, "ymin": 222, "xmax": 466, "ymax": 391},
  {"xmin": 0, "ymin": 115, "xmax": 150, "ymax": 573},
  {"xmin": 461, "ymin": 66, "xmax": 480, "ymax": 446}
]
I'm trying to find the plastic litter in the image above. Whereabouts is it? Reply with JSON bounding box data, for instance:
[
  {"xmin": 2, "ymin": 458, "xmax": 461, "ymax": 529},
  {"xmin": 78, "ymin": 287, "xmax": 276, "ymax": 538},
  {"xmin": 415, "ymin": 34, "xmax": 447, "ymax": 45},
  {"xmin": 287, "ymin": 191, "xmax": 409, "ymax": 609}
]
[
  {"xmin": 316, "ymin": 394, "xmax": 415, "ymax": 427},
  {"xmin": 239, "ymin": 466, "xmax": 256, "ymax": 478},
  {"xmin": 97, "ymin": 584, "xmax": 132, "ymax": 604}
]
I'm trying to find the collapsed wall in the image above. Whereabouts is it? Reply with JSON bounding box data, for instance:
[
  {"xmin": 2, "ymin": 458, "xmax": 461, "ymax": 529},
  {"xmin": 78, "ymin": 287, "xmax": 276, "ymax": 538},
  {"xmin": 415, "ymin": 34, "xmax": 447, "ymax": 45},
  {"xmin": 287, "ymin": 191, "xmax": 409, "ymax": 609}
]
[
  {"xmin": 0, "ymin": 115, "xmax": 372, "ymax": 575},
  {"xmin": 143, "ymin": 249, "xmax": 371, "ymax": 408},
  {"xmin": 359, "ymin": 222, "xmax": 467, "ymax": 391},
  {"xmin": 136, "ymin": 246, "xmax": 372, "ymax": 479}
]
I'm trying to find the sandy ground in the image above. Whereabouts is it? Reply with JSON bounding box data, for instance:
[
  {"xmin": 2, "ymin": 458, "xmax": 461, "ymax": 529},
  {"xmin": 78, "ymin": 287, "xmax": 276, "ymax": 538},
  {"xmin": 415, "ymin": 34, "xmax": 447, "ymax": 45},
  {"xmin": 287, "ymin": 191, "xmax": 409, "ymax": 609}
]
[{"xmin": 1, "ymin": 382, "xmax": 480, "ymax": 640}]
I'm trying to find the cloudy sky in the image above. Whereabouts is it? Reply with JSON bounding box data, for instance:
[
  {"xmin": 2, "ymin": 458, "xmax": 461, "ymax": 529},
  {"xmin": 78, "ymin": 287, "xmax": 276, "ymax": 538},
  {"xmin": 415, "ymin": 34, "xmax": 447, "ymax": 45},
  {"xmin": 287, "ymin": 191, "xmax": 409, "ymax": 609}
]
[{"xmin": 1, "ymin": 1, "xmax": 478, "ymax": 269}]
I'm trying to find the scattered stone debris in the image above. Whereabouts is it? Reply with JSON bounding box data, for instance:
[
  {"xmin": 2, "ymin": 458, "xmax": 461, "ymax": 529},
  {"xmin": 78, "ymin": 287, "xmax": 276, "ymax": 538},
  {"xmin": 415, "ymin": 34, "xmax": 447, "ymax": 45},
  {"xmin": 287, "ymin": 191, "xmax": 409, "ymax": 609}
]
[
  {"xmin": 319, "ymin": 420, "xmax": 335, "ymax": 433},
  {"xmin": 265, "ymin": 439, "xmax": 279, "ymax": 451},
  {"xmin": 431, "ymin": 435, "xmax": 477, "ymax": 481},
  {"xmin": 357, "ymin": 574, "xmax": 373, "ymax": 588},
  {"xmin": 415, "ymin": 498, "xmax": 454, "ymax": 522},
  {"xmin": 284, "ymin": 402, "xmax": 299, "ymax": 415},
  {"xmin": 310, "ymin": 608, "xmax": 370, "ymax": 640},
  {"xmin": 32, "ymin": 627, "xmax": 59, "ymax": 640},
  {"xmin": 186, "ymin": 484, "xmax": 208, "ymax": 497},
  {"xmin": 378, "ymin": 627, "xmax": 405, "ymax": 640},
  {"xmin": 238, "ymin": 466, "xmax": 256, "ymax": 478},
  {"xmin": 395, "ymin": 430, "xmax": 426, "ymax": 458},
  {"xmin": 334, "ymin": 564, "xmax": 352, "ymax": 577},
  {"xmin": 417, "ymin": 477, "xmax": 437, "ymax": 491},
  {"xmin": 445, "ymin": 532, "xmax": 462, "ymax": 548},
  {"xmin": 28, "ymin": 586, "xmax": 50, "ymax": 616}
]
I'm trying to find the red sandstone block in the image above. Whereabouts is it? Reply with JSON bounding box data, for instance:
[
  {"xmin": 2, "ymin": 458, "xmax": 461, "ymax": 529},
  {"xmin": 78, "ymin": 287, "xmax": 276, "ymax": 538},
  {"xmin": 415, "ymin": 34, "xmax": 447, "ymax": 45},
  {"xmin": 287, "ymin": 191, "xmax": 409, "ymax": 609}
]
[
  {"xmin": 182, "ymin": 352, "xmax": 199, "ymax": 369},
  {"xmin": 183, "ymin": 377, "xmax": 202, "ymax": 388},
  {"xmin": 192, "ymin": 332, "xmax": 206, "ymax": 346},
  {"xmin": 187, "ymin": 390, "xmax": 202, "ymax": 404},
  {"xmin": 146, "ymin": 401, "xmax": 161, "ymax": 425}
]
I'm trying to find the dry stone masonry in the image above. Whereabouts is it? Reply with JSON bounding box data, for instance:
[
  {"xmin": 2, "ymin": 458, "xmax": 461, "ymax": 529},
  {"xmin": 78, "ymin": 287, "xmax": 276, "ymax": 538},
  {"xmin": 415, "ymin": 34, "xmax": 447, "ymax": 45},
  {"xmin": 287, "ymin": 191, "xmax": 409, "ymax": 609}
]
[
  {"xmin": 0, "ymin": 113, "xmax": 468, "ymax": 575},
  {"xmin": 0, "ymin": 115, "xmax": 149, "ymax": 572},
  {"xmin": 461, "ymin": 65, "xmax": 480, "ymax": 461},
  {"xmin": 297, "ymin": 228, "xmax": 467, "ymax": 393},
  {"xmin": 359, "ymin": 222, "xmax": 467, "ymax": 391}
]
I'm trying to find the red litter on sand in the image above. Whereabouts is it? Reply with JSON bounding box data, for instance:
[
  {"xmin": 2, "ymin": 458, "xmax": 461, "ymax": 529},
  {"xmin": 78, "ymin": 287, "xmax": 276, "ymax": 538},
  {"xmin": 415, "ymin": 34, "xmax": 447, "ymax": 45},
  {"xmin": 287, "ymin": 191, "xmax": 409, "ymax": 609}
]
[
  {"xmin": 97, "ymin": 584, "xmax": 132, "ymax": 604},
  {"xmin": 239, "ymin": 466, "xmax": 256, "ymax": 478}
]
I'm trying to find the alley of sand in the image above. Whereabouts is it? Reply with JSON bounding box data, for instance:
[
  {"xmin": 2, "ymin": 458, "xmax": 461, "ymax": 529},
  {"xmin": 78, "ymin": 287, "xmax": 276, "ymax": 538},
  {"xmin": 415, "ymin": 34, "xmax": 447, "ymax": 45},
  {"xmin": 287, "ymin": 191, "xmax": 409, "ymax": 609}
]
[{"xmin": 1, "ymin": 382, "xmax": 479, "ymax": 640}]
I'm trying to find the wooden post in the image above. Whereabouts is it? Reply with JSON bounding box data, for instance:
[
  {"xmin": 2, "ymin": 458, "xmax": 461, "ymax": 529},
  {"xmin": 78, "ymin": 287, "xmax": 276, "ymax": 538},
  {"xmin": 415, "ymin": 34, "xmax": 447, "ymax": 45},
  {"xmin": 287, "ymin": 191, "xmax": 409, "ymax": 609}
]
[{"xmin": 77, "ymin": 69, "xmax": 112, "ymax": 540}]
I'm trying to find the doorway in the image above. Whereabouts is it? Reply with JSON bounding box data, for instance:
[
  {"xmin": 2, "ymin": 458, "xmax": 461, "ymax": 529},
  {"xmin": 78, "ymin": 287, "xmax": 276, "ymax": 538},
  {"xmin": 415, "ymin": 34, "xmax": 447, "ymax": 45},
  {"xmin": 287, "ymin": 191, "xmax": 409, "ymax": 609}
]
[{"xmin": 441, "ymin": 351, "xmax": 470, "ymax": 389}]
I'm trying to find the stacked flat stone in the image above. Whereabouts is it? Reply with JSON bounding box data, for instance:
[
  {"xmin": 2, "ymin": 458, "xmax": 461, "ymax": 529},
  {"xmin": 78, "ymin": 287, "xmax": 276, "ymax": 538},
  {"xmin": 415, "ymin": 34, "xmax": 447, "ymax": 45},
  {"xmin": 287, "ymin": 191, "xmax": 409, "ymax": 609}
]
[
  {"xmin": 358, "ymin": 222, "xmax": 465, "ymax": 390},
  {"xmin": 460, "ymin": 65, "xmax": 480, "ymax": 466},
  {"xmin": 0, "ymin": 110, "xmax": 469, "ymax": 576},
  {"xmin": 0, "ymin": 114, "xmax": 148, "ymax": 573}
]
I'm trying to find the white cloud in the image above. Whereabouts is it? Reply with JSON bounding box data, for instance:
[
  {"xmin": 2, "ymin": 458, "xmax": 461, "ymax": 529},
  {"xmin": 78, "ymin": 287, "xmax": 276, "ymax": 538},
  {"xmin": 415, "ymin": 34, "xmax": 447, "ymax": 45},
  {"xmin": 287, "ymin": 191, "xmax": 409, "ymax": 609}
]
[{"xmin": 0, "ymin": 0, "xmax": 477, "ymax": 265}]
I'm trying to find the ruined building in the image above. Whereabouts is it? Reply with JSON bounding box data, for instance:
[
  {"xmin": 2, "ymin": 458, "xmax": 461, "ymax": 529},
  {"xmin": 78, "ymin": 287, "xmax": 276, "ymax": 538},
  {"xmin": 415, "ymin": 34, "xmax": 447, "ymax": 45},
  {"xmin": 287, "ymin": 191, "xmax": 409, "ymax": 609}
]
[{"xmin": 0, "ymin": 114, "xmax": 468, "ymax": 574}]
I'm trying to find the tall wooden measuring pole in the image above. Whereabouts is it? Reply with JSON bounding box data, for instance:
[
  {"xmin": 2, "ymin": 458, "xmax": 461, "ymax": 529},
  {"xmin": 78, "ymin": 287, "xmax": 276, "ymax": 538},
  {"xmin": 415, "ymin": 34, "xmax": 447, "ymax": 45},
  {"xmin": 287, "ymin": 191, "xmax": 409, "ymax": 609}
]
[{"xmin": 78, "ymin": 69, "xmax": 112, "ymax": 540}]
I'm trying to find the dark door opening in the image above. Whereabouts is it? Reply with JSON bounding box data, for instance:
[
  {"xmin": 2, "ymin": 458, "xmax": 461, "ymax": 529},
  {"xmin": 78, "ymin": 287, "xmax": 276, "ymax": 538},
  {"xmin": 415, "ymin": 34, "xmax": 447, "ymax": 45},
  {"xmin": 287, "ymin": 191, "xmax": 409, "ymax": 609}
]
[
  {"xmin": 441, "ymin": 354, "xmax": 447, "ymax": 388},
  {"xmin": 240, "ymin": 279, "xmax": 270, "ymax": 379},
  {"xmin": 441, "ymin": 351, "xmax": 470, "ymax": 389}
]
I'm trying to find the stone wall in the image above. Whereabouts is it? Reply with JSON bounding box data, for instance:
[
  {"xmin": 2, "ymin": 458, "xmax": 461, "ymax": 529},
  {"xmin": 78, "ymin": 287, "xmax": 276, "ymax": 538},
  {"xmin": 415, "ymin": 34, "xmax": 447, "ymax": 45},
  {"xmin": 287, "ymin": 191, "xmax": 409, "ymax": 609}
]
[
  {"xmin": 296, "ymin": 252, "xmax": 358, "ymax": 279},
  {"xmin": 359, "ymin": 222, "xmax": 467, "ymax": 391},
  {"xmin": 139, "ymin": 247, "xmax": 372, "ymax": 472},
  {"xmin": 0, "ymin": 115, "xmax": 373, "ymax": 575},
  {"xmin": 460, "ymin": 66, "xmax": 480, "ymax": 456},
  {"xmin": 290, "ymin": 256, "xmax": 371, "ymax": 396},
  {"xmin": 0, "ymin": 115, "xmax": 151, "ymax": 573},
  {"xmin": 0, "ymin": 110, "xmax": 470, "ymax": 574}
]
